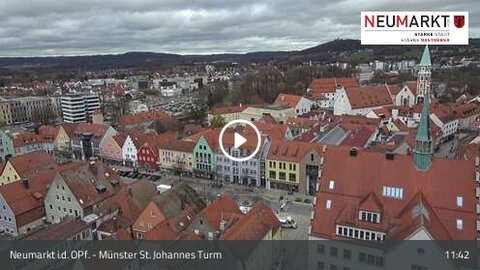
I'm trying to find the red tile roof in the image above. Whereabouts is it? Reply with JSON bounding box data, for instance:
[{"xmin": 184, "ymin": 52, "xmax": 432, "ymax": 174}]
[
  {"xmin": 274, "ymin": 93, "xmax": 303, "ymax": 108},
  {"xmin": 210, "ymin": 104, "xmax": 247, "ymax": 115},
  {"xmin": 220, "ymin": 202, "xmax": 280, "ymax": 240},
  {"xmin": 13, "ymin": 132, "xmax": 43, "ymax": 148},
  {"xmin": 25, "ymin": 218, "xmax": 89, "ymax": 240},
  {"xmin": 311, "ymin": 146, "xmax": 476, "ymax": 240},
  {"xmin": 73, "ymin": 123, "xmax": 111, "ymax": 136},
  {"xmin": 454, "ymin": 102, "xmax": 480, "ymax": 118},
  {"xmin": 58, "ymin": 162, "xmax": 123, "ymax": 209},
  {"xmin": 38, "ymin": 125, "xmax": 60, "ymax": 143},
  {"xmin": 267, "ymin": 141, "xmax": 322, "ymax": 162},
  {"xmin": 345, "ymin": 85, "xmax": 394, "ymax": 109},
  {"xmin": 199, "ymin": 196, "xmax": 242, "ymax": 231},
  {"xmin": 117, "ymin": 110, "xmax": 177, "ymax": 127},
  {"xmin": 158, "ymin": 139, "xmax": 196, "ymax": 153},
  {"xmin": 406, "ymin": 81, "xmax": 418, "ymax": 95},
  {"xmin": 308, "ymin": 77, "xmax": 359, "ymax": 94},
  {"xmin": 6, "ymin": 151, "xmax": 58, "ymax": 178}
]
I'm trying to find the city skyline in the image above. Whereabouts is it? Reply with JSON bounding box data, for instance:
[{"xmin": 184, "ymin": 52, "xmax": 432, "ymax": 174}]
[{"xmin": 0, "ymin": 0, "xmax": 479, "ymax": 57}]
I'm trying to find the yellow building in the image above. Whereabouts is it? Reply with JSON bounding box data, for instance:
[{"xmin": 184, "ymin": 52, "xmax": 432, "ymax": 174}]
[
  {"xmin": 0, "ymin": 151, "xmax": 58, "ymax": 186},
  {"xmin": 240, "ymin": 104, "xmax": 296, "ymax": 124},
  {"xmin": 55, "ymin": 126, "xmax": 71, "ymax": 152},
  {"xmin": 266, "ymin": 141, "xmax": 323, "ymax": 195}
]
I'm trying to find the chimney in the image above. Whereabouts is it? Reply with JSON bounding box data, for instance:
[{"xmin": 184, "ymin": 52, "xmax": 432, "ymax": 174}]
[
  {"xmin": 386, "ymin": 152, "xmax": 395, "ymax": 160},
  {"xmin": 22, "ymin": 178, "xmax": 29, "ymax": 189},
  {"xmin": 349, "ymin": 148, "xmax": 358, "ymax": 157}
]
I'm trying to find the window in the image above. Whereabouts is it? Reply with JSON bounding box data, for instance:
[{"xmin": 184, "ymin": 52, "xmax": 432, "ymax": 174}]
[
  {"xmin": 411, "ymin": 265, "xmax": 428, "ymax": 270},
  {"xmin": 317, "ymin": 244, "xmax": 325, "ymax": 255},
  {"xmin": 151, "ymin": 210, "xmax": 156, "ymax": 217},
  {"xmin": 289, "ymin": 173, "xmax": 296, "ymax": 182},
  {"xmin": 382, "ymin": 186, "xmax": 404, "ymax": 199},
  {"xmin": 317, "ymin": 261, "xmax": 324, "ymax": 270},
  {"xmin": 326, "ymin": 199, "xmax": 332, "ymax": 209},
  {"xmin": 329, "ymin": 180, "xmax": 335, "ymax": 190},
  {"xmin": 330, "ymin": 265, "xmax": 337, "ymax": 270},
  {"xmin": 330, "ymin": 247, "xmax": 338, "ymax": 257},
  {"xmin": 359, "ymin": 253, "xmax": 366, "ymax": 263},
  {"xmin": 456, "ymin": 219, "xmax": 463, "ymax": 230},
  {"xmin": 279, "ymin": 172, "xmax": 286, "ymax": 180},
  {"xmin": 343, "ymin": 249, "xmax": 351, "ymax": 260},
  {"xmin": 269, "ymin": 171, "xmax": 276, "ymax": 179},
  {"xmin": 311, "ymin": 153, "xmax": 314, "ymax": 161},
  {"xmin": 457, "ymin": 196, "xmax": 463, "ymax": 207}
]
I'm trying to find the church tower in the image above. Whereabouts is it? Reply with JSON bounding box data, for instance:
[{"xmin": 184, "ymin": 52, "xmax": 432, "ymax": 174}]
[
  {"xmin": 416, "ymin": 45, "xmax": 432, "ymax": 104},
  {"xmin": 413, "ymin": 90, "xmax": 434, "ymax": 171}
]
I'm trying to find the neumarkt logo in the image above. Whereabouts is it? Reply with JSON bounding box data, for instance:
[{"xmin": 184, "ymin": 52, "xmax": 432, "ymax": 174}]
[{"xmin": 360, "ymin": 11, "xmax": 469, "ymax": 45}]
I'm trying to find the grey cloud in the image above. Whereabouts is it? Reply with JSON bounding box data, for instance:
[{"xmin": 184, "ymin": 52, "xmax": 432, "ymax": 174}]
[{"xmin": 0, "ymin": 0, "xmax": 478, "ymax": 56}]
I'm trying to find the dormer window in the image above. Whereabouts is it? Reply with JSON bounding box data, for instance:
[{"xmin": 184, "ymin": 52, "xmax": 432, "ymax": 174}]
[
  {"xmin": 456, "ymin": 219, "xmax": 463, "ymax": 230},
  {"xmin": 359, "ymin": 210, "xmax": 380, "ymax": 223},
  {"xmin": 328, "ymin": 180, "xmax": 335, "ymax": 190}
]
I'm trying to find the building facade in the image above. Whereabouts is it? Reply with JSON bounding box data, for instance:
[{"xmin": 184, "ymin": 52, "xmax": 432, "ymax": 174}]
[{"xmin": 61, "ymin": 93, "xmax": 101, "ymax": 123}]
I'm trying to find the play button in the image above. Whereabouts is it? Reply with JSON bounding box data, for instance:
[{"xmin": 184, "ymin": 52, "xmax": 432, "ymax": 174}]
[
  {"xmin": 234, "ymin": 132, "xmax": 247, "ymax": 148},
  {"xmin": 219, "ymin": 119, "xmax": 262, "ymax": 162}
]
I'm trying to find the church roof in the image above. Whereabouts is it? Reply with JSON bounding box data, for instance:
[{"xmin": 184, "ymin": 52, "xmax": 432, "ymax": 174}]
[{"xmin": 419, "ymin": 45, "xmax": 431, "ymax": 66}]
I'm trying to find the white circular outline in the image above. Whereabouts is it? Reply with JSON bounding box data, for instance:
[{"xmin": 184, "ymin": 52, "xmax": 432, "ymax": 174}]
[{"xmin": 219, "ymin": 119, "xmax": 261, "ymax": 162}]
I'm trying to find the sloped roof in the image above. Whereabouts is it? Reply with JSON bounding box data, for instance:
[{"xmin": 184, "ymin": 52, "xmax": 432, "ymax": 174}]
[
  {"xmin": 117, "ymin": 110, "xmax": 177, "ymax": 127},
  {"xmin": 199, "ymin": 196, "xmax": 242, "ymax": 231},
  {"xmin": 310, "ymin": 146, "xmax": 476, "ymax": 240},
  {"xmin": 220, "ymin": 202, "xmax": 280, "ymax": 240},
  {"xmin": 274, "ymin": 93, "xmax": 303, "ymax": 108},
  {"xmin": 158, "ymin": 139, "xmax": 197, "ymax": 153},
  {"xmin": 73, "ymin": 123, "xmax": 111, "ymax": 136},
  {"xmin": 59, "ymin": 162, "xmax": 123, "ymax": 209},
  {"xmin": 308, "ymin": 77, "xmax": 359, "ymax": 94},
  {"xmin": 38, "ymin": 125, "xmax": 60, "ymax": 142},
  {"xmin": 152, "ymin": 182, "xmax": 206, "ymax": 224},
  {"xmin": 345, "ymin": 85, "xmax": 393, "ymax": 109},
  {"xmin": 267, "ymin": 141, "xmax": 322, "ymax": 162},
  {"xmin": 13, "ymin": 132, "xmax": 43, "ymax": 148},
  {"xmin": 25, "ymin": 218, "xmax": 89, "ymax": 240},
  {"xmin": 7, "ymin": 151, "xmax": 58, "ymax": 178}
]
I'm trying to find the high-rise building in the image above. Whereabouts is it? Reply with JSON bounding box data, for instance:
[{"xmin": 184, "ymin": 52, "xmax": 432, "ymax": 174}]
[{"xmin": 60, "ymin": 93, "xmax": 100, "ymax": 123}]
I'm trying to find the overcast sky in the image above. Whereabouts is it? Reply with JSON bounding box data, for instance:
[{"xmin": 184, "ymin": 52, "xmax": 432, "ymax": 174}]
[{"xmin": 0, "ymin": 0, "xmax": 478, "ymax": 57}]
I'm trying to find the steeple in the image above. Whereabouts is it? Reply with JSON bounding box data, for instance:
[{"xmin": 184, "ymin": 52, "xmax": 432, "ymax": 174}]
[
  {"xmin": 416, "ymin": 45, "xmax": 432, "ymax": 104},
  {"xmin": 413, "ymin": 94, "xmax": 433, "ymax": 171},
  {"xmin": 419, "ymin": 45, "xmax": 431, "ymax": 66}
]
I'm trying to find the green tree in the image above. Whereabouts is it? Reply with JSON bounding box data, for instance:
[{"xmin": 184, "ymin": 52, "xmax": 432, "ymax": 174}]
[{"xmin": 210, "ymin": 115, "xmax": 226, "ymax": 128}]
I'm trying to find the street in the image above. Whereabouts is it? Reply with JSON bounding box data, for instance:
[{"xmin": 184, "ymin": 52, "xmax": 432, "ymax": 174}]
[{"xmin": 112, "ymin": 165, "xmax": 314, "ymax": 240}]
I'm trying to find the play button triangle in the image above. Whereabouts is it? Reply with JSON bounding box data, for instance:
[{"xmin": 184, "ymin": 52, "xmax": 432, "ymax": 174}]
[{"xmin": 234, "ymin": 132, "xmax": 247, "ymax": 148}]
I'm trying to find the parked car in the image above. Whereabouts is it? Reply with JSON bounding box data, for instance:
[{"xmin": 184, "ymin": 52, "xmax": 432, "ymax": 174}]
[{"xmin": 278, "ymin": 216, "xmax": 297, "ymax": 229}]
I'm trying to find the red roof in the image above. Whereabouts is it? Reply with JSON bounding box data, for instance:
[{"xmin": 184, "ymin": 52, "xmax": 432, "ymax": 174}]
[
  {"xmin": 38, "ymin": 125, "xmax": 60, "ymax": 143},
  {"xmin": 345, "ymin": 85, "xmax": 394, "ymax": 109},
  {"xmin": 406, "ymin": 81, "xmax": 418, "ymax": 95},
  {"xmin": 311, "ymin": 146, "xmax": 477, "ymax": 240},
  {"xmin": 6, "ymin": 151, "xmax": 58, "ymax": 178},
  {"xmin": 199, "ymin": 196, "xmax": 242, "ymax": 231},
  {"xmin": 210, "ymin": 104, "xmax": 247, "ymax": 115},
  {"xmin": 274, "ymin": 93, "xmax": 303, "ymax": 108},
  {"xmin": 117, "ymin": 110, "xmax": 177, "ymax": 128},
  {"xmin": 73, "ymin": 123, "xmax": 110, "ymax": 136},
  {"xmin": 308, "ymin": 77, "xmax": 359, "ymax": 94},
  {"xmin": 220, "ymin": 202, "xmax": 280, "ymax": 240},
  {"xmin": 267, "ymin": 141, "xmax": 322, "ymax": 162},
  {"xmin": 13, "ymin": 132, "xmax": 43, "ymax": 148}
]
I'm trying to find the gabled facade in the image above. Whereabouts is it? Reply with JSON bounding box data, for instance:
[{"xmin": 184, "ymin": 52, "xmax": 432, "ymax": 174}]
[
  {"xmin": 71, "ymin": 124, "xmax": 117, "ymax": 160},
  {"xmin": 44, "ymin": 162, "xmax": 122, "ymax": 224},
  {"xmin": 192, "ymin": 135, "xmax": 216, "ymax": 178},
  {"xmin": 0, "ymin": 151, "xmax": 57, "ymax": 186},
  {"xmin": 274, "ymin": 93, "xmax": 313, "ymax": 116},
  {"xmin": 100, "ymin": 133, "xmax": 125, "ymax": 163},
  {"xmin": 0, "ymin": 130, "xmax": 14, "ymax": 162}
]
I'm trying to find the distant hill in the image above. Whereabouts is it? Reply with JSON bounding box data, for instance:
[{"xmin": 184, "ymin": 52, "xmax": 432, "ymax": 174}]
[{"xmin": 0, "ymin": 38, "xmax": 478, "ymax": 70}]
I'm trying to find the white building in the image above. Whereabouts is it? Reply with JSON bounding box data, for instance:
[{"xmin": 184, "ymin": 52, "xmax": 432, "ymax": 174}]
[
  {"xmin": 61, "ymin": 93, "xmax": 101, "ymax": 123},
  {"xmin": 273, "ymin": 93, "xmax": 313, "ymax": 116},
  {"xmin": 215, "ymin": 133, "xmax": 270, "ymax": 187},
  {"xmin": 333, "ymin": 85, "xmax": 393, "ymax": 116}
]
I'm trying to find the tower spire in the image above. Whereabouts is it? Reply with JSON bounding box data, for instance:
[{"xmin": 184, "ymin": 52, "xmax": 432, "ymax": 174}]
[
  {"xmin": 413, "ymin": 93, "xmax": 433, "ymax": 171},
  {"xmin": 416, "ymin": 45, "xmax": 432, "ymax": 104}
]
